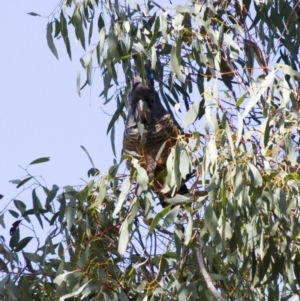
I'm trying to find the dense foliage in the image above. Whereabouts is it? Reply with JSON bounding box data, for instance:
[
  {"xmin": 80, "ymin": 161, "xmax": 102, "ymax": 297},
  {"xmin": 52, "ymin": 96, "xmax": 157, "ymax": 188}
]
[{"xmin": 1, "ymin": 0, "xmax": 300, "ymax": 300}]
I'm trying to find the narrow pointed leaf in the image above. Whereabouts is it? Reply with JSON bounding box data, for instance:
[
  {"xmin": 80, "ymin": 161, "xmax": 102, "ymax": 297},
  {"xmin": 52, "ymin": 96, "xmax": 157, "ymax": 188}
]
[
  {"xmin": 113, "ymin": 177, "xmax": 131, "ymax": 215},
  {"xmin": 148, "ymin": 205, "xmax": 171, "ymax": 235},
  {"xmin": 14, "ymin": 237, "xmax": 33, "ymax": 252},
  {"xmin": 16, "ymin": 177, "xmax": 32, "ymax": 188},
  {"xmin": 184, "ymin": 215, "xmax": 193, "ymax": 246},
  {"xmin": 29, "ymin": 157, "xmax": 50, "ymax": 165},
  {"xmin": 118, "ymin": 217, "xmax": 129, "ymax": 255},
  {"xmin": 46, "ymin": 22, "xmax": 59, "ymax": 60}
]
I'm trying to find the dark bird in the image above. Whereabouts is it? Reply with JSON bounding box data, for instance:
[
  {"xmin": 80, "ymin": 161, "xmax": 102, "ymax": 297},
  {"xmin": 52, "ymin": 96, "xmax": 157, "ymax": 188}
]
[{"xmin": 123, "ymin": 66, "xmax": 189, "ymax": 206}]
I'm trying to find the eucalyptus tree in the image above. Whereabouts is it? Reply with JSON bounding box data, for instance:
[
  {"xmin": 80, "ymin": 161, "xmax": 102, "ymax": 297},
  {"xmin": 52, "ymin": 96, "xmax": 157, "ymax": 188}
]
[{"xmin": 1, "ymin": 0, "xmax": 300, "ymax": 300}]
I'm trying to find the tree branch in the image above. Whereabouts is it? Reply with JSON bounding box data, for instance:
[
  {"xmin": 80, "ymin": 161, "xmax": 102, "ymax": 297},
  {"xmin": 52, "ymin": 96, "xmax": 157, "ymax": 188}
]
[{"xmin": 195, "ymin": 235, "xmax": 225, "ymax": 301}]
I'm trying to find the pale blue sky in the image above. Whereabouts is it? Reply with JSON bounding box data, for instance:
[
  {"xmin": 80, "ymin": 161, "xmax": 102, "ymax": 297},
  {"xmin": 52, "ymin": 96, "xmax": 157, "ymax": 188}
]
[{"xmin": 0, "ymin": 2, "xmax": 123, "ymax": 227}]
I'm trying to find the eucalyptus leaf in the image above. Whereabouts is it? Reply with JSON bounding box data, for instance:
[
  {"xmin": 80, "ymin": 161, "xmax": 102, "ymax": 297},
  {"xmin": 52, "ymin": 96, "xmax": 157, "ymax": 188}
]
[
  {"xmin": 118, "ymin": 217, "xmax": 129, "ymax": 255},
  {"xmin": 183, "ymin": 100, "xmax": 200, "ymax": 129},
  {"xmin": 29, "ymin": 157, "xmax": 50, "ymax": 165},
  {"xmin": 184, "ymin": 215, "xmax": 193, "ymax": 246},
  {"xmin": 113, "ymin": 177, "xmax": 131, "ymax": 216},
  {"xmin": 46, "ymin": 22, "xmax": 59, "ymax": 60}
]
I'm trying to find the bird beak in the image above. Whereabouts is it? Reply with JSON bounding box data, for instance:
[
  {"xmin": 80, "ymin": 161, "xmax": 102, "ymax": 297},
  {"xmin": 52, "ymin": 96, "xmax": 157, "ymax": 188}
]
[
  {"xmin": 137, "ymin": 99, "xmax": 146, "ymax": 111},
  {"xmin": 136, "ymin": 99, "xmax": 151, "ymax": 124}
]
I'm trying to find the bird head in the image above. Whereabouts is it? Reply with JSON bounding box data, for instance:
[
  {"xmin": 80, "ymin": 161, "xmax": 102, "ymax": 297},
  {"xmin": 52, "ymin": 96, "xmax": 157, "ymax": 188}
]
[
  {"xmin": 128, "ymin": 65, "xmax": 167, "ymax": 124},
  {"xmin": 131, "ymin": 82, "xmax": 154, "ymax": 124}
]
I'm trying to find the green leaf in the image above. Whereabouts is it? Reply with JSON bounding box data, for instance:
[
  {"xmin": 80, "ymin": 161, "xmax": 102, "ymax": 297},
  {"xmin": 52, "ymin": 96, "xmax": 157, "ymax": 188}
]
[
  {"xmin": 32, "ymin": 189, "xmax": 43, "ymax": 228},
  {"xmin": 163, "ymin": 205, "xmax": 180, "ymax": 228},
  {"xmin": 155, "ymin": 141, "xmax": 167, "ymax": 164},
  {"xmin": 24, "ymin": 252, "xmax": 43, "ymax": 263},
  {"xmin": 88, "ymin": 177, "xmax": 107, "ymax": 211},
  {"xmin": 98, "ymin": 27, "xmax": 106, "ymax": 65},
  {"xmin": 147, "ymin": 17, "xmax": 160, "ymax": 50},
  {"xmin": 88, "ymin": 18, "xmax": 93, "ymax": 45},
  {"xmin": 60, "ymin": 11, "xmax": 72, "ymax": 60},
  {"xmin": 180, "ymin": 148, "xmax": 192, "ymax": 180},
  {"xmin": 204, "ymin": 204, "xmax": 218, "ymax": 239},
  {"xmin": 77, "ymin": 65, "xmax": 82, "ymax": 95},
  {"xmin": 0, "ymin": 274, "xmax": 10, "ymax": 291},
  {"xmin": 58, "ymin": 193, "xmax": 66, "ymax": 223},
  {"xmin": 64, "ymin": 36, "xmax": 72, "ymax": 60},
  {"xmin": 151, "ymin": 45, "xmax": 157, "ymax": 70},
  {"xmin": 9, "ymin": 210, "xmax": 19, "ymax": 218},
  {"xmin": 16, "ymin": 176, "xmax": 32, "ymax": 188},
  {"xmin": 50, "ymin": 212, "xmax": 60, "ymax": 225},
  {"xmin": 148, "ymin": 205, "xmax": 172, "ymax": 235},
  {"xmin": 57, "ymin": 279, "xmax": 90, "ymax": 301},
  {"xmin": 46, "ymin": 22, "xmax": 59, "ymax": 60},
  {"xmin": 113, "ymin": 177, "xmax": 131, "ymax": 216},
  {"xmin": 289, "ymin": 295, "xmax": 300, "ymax": 301},
  {"xmin": 233, "ymin": 165, "xmax": 243, "ymax": 198},
  {"xmin": 285, "ymin": 136, "xmax": 297, "ymax": 166},
  {"xmin": 82, "ymin": 281, "xmax": 102, "ymax": 297},
  {"xmin": 118, "ymin": 217, "xmax": 129, "ymax": 256},
  {"xmin": 66, "ymin": 198, "xmax": 76, "ymax": 230},
  {"xmin": 280, "ymin": 79, "xmax": 290, "ymax": 108},
  {"xmin": 235, "ymin": 92, "xmax": 247, "ymax": 106},
  {"xmin": 243, "ymin": 70, "xmax": 275, "ymax": 118},
  {"xmin": 14, "ymin": 200, "xmax": 26, "ymax": 215},
  {"xmin": 162, "ymin": 148, "xmax": 176, "ymax": 194},
  {"xmin": 183, "ymin": 100, "xmax": 200, "ymax": 129},
  {"xmin": 170, "ymin": 37, "xmax": 183, "ymax": 81},
  {"xmin": 86, "ymin": 51, "xmax": 93, "ymax": 85},
  {"xmin": 81, "ymin": 145, "xmax": 95, "ymax": 169},
  {"xmin": 247, "ymin": 162, "xmax": 263, "ymax": 187},
  {"xmin": 98, "ymin": 12, "xmax": 105, "ymax": 31},
  {"xmin": 274, "ymin": 63, "xmax": 300, "ymax": 78},
  {"xmin": 22, "ymin": 208, "xmax": 48, "ymax": 217},
  {"xmin": 160, "ymin": 13, "xmax": 168, "ymax": 42},
  {"xmin": 54, "ymin": 19, "xmax": 61, "ymax": 38},
  {"xmin": 127, "ymin": 197, "xmax": 139, "ymax": 225},
  {"xmin": 0, "ymin": 214, "xmax": 5, "ymax": 228},
  {"xmin": 132, "ymin": 159, "xmax": 149, "ymax": 191},
  {"xmin": 110, "ymin": 124, "xmax": 116, "ymax": 157},
  {"xmin": 174, "ymin": 5, "xmax": 196, "ymax": 13},
  {"xmin": 76, "ymin": 180, "xmax": 94, "ymax": 208},
  {"xmin": 73, "ymin": 8, "xmax": 86, "ymax": 49},
  {"xmin": 174, "ymin": 142, "xmax": 182, "ymax": 190},
  {"xmin": 235, "ymin": 111, "xmax": 243, "ymax": 147},
  {"xmin": 172, "ymin": 12, "xmax": 184, "ymax": 30},
  {"xmin": 165, "ymin": 194, "xmax": 191, "ymax": 204},
  {"xmin": 29, "ymin": 157, "xmax": 50, "ymax": 165},
  {"xmin": 134, "ymin": 42, "xmax": 148, "ymax": 56},
  {"xmin": 0, "ymin": 258, "xmax": 8, "ymax": 273},
  {"xmin": 107, "ymin": 34, "xmax": 119, "ymax": 60},
  {"xmin": 10, "ymin": 179, "xmax": 21, "ymax": 184},
  {"xmin": 9, "ymin": 227, "xmax": 20, "ymax": 249},
  {"xmin": 27, "ymin": 12, "xmax": 41, "ymax": 17},
  {"xmin": 209, "ymin": 273, "xmax": 227, "ymax": 280},
  {"xmin": 184, "ymin": 215, "xmax": 193, "ymax": 246},
  {"xmin": 119, "ymin": 291, "xmax": 129, "ymax": 301},
  {"xmin": 14, "ymin": 237, "xmax": 33, "ymax": 252},
  {"xmin": 45, "ymin": 185, "xmax": 59, "ymax": 207},
  {"xmin": 108, "ymin": 162, "xmax": 120, "ymax": 179},
  {"xmin": 218, "ymin": 23, "xmax": 224, "ymax": 49},
  {"xmin": 174, "ymin": 227, "xmax": 182, "ymax": 260}
]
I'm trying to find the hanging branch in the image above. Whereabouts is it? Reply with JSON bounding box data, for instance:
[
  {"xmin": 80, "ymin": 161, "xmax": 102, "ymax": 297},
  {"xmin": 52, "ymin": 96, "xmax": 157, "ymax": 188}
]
[{"xmin": 195, "ymin": 235, "xmax": 225, "ymax": 301}]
